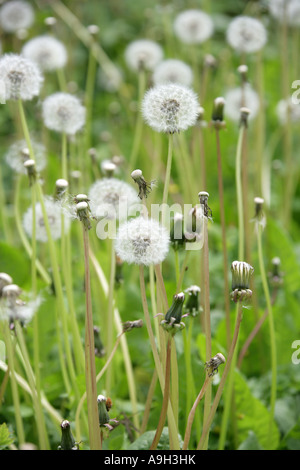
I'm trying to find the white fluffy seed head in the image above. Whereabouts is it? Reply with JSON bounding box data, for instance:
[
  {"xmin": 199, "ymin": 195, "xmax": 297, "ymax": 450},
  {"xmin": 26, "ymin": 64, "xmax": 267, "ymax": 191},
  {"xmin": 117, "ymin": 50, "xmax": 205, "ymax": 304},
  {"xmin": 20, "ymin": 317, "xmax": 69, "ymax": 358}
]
[
  {"xmin": 23, "ymin": 197, "xmax": 71, "ymax": 243},
  {"xmin": 0, "ymin": 1, "xmax": 34, "ymax": 33},
  {"xmin": 42, "ymin": 92, "xmax": 86, "ymax": 135},
  {"xmin": 88, "ymin": 177, "xmax": 139, "ymax": 220},
  {"xmin": 22, "ymin": 35, "xmax": 68, "ymax": 72},
  {"xmin": 224, "ymin": 85, "xmax": 260, "ymax": 122},
  {"xmin": 5, "ymin": 139, "xmax": 47, "ymax": 174},
  {"xmin": 0, "ymin": 53, "xmax": 43, "ymax": 101},
  {"xmin": 276, "ymin": 97, "xmax": 300, "ymax": 125},
  {"xmin": 124, "ymin": 39, "xmax": 163, "ymax": 71},
  {"xmin": 226, "ymin": 16, "xmax": 267, "ymax": 54},
  {"xmin": 173, "ymin": 9, "xmax": 214, "ymax": 44},
  {"xmin": 142, "ymin": 83, "xmax": 199, "ymax": 134},
  {"xmin": 152, "ymin": 59, "xmax": 193, "ymax": 87},
  {"xmin": 268, "ymin": 0, "xmax": 300, "ymax": 26},
  {"xmin": 114, "ymin": 216, "xmax": 170, "ymax": 266}
]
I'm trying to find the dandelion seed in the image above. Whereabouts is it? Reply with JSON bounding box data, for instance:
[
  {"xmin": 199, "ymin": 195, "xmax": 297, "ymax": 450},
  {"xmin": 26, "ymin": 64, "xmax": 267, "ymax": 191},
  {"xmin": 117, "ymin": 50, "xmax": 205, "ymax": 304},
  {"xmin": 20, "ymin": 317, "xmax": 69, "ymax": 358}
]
[
  {"xmin": 124, "ymin": 39, "xmax": 163, "ymax": 72},
  {"xmin": 5, "ymin": 139, "xmax": 46, "ymax": 174},
  {"xmin": 114, "ymin": 216, "xmax": 170, "ymax": 266},
  {"xmin": 23, "ymin": 196, "xmax": 71, "ymax": 243},
  {"xmin": 226, "ymin": 16, "xmax": 267, "ymax": 54},
  {"xmin": 0, "ymin": 285, "xmax": 42, "ymax": 327},
  {"xmin": 88, "ymin": 177, "xmax": 139, "ymax": 220},
  {"xmin": 0, "ymin": 53, "xmax": 43, "ymax": 101},
  {"xmin": 152, "ymin": 59, "xmax": 193, "ymax": 87},
  {"xmin": 42, "ymin": 92, "xmax": 86, "ymax": 135},
  {"xmin": 142, "ymin": 83, "xmax": 199, "ymax": 134},
  {"xmin": 0, "ymin": 1, "xmax": 34, "ymax": 33},
  {"xmin": 22, "ymin": 35, "xmax": 68, "ymax": 72},
  {"xmin": 224, "ymin": 85, "xmax": 260, "ymax": 122},
  {"xmin": 173, "ymin": 9, "xmax": 214, "ymax": 44}
]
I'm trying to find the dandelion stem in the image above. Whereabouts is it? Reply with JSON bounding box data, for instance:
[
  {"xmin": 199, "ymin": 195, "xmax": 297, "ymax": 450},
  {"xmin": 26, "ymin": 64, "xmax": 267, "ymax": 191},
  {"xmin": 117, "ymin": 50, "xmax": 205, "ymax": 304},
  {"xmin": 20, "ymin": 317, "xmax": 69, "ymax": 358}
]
[
  {"xmin": 139, "ymin": 265, "xmax": 180, "ymax": 450},
  {"xmin": 105, "ymin": 239, "xmax": 116, "ymax": 396},
  {"xmin": 182, "ymin": 374, "xmax": 211, "ymax": 450},
  {"xmin": 82, "ymin": 225, "xmax": 102, "ymax": 450},
  {"xmin": 236, "ymin": 122, "xmax": 246, "ymax": 261},
  {"xmin": 129, "ymin": 68, "xmax": 146, "ymax": 171},
  {"xmin": 15, "ymin": 323, "xmax": 50, "ymax": 450},
  {"xmin": 1, "ymin": 322, "xmax": 25, "ymax": 446},
  {"xmin": 150, "ymin": 334, "xmax": 172, "ymax": 450},
  {"xmin": 198, "ymin": 302, "xmax": 243, "ymax": 450},
  {"xmin": 215, "ymin": 128, "xmax": 231, "ymax": 348},
  {"xmin": 257, "ymin": 222, "xmax": 277, "ymax": 449},
  {"xmin": 162, "ymin": 134, "xmax": 173, "ymax": 226}
]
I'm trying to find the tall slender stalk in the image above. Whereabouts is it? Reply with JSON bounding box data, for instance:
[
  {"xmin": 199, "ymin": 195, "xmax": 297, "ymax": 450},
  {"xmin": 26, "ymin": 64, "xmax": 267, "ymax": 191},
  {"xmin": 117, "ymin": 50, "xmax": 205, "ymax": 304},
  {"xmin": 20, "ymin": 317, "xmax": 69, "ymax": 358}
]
[
  {"xmin": 105, "ymin": 239, "xmax": 116, "ymax": 396},
  {"xmin": 150, "ymin": 334, "xmax": 171, "ymax": 450},
  {"xmin": 1, "ymin": 322, "xmax": 25, "ymax": 447},
  {"xmin": 182, "ymin": 374, "xmax": 211, "ymax": 450},
  {"xmin": 128, "ymin": 68, "xmax": 146, "ymax": 171},
  {"xmin": 257, "ymin": 222, "xmax": 277, "ymax": 449},
  {"xmin": 82, "ymin": 225, "xmax": 102, "ymax": 450},
  {"xmin": 198, "ymin": 303, "xmax": 243, "ymax": 450},
  {"xmin": 139, "ymin": 265, "xmax": 180, "ymax": 450},
  {"xmin": 215, "ymin": 128, "xmax": 231, "ymax": 348},
  {"xmin": 162, "ymin": 134, "xmax": 174, "ymax": 226}
]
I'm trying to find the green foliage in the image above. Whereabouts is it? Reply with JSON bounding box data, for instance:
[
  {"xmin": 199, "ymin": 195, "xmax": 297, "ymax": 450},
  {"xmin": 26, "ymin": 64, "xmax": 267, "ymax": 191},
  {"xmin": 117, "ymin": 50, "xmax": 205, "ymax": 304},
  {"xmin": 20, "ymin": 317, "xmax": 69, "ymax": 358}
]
[{"xmin": 0, "ymin": 423, "xmax": 15, "ymax": 450}]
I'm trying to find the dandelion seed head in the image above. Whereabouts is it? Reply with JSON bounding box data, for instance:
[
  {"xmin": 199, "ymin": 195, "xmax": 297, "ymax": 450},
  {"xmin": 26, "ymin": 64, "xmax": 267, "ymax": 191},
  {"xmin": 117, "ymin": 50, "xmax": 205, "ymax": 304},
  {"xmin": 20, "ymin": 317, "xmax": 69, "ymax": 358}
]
[
  {"xmin": 224, "ymin": 85, "xmax": 260, "ymax": 122},
  {"xmin": 88, "ymin": 177, "xmax": 139, "ymax": 220},
  {"xmin": 114, "ymin": 216, "xmax": 170, "ymax": 266},
  {"xmin": 22, "ymin": 35, "xmax": 68, "ymax": 72},
  {"xmin": 152, "ymin": 59, "xmax": 193, "ymax": 87},
  {"xmin": 0, "ymin": 1, "xmax": 34, "ymax": 33},
  {"xmin": 124, "ymin": 39, "xmax": 163, "ymax": 71},
  {"xmin": 0, "ymin": 53, "xmax": 43, "ymax": 101},
  {"xmin": 142, "ymin": 83, "xmax": 199, "ymax": 134},
  {"xmin": 268, "ymin": 0, "xmax": 300, "ymax": 26},
  {"xmin": 98, "ymin": 65, "xmax": 123, "ymax": 92},
  {"xmin": 173, "ymin": 9, "xmax": 214, "ymax": 44},
  {"xmin": 276, "ymin": 97, "xmax": 300, "ymax": 125},
  {"xmin": 5, "ymin": 139, "xmax": 47, "ymax": 174},
  {"xmin": 42, "ymin": 92, "xmax": 86, "ymax": 135},
  {"xmin": 226, "ymin": 16, "xmax": 267, "ymax": 54},
  {"xmin": 22, "ymin": 196, "xmax": 71, "ymax": 243}
]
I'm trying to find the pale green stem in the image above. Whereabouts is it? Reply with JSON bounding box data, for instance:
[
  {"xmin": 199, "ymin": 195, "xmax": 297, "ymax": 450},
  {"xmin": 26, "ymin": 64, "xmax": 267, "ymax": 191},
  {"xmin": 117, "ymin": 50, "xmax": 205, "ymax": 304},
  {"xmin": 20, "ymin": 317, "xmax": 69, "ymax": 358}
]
[
  {"xmin": 0, "ymin": 359, "xmax": 63, "ymax": 430},
  {"xmin": 257, "ymin": 222, "xmax": 277, "ymax": 449},
  {"xmin": 198, "ymin": 303, "xmax": 243, "ymax": 450},
  {"xmin": 150, "ymin": 335, "xmax": 172, "ymax": 450},
  {"xmin": 89, "ymin": 248, "xmax": 140, "ymax": 433},
  {"xmin": 182, "ymin": 374, "xmax": 211, "ymax": 450},
  {"xmin": 105, "ymin": 239, "xmax": 116, "ymax": 396},
  {"xmin": 202, "ymin": 214, "xmax": 212, "ymax": 450},
  {"xmin": 162, "ymin": 134, "xmax": 174, "ymax": 227},
  {"xmin": 82, "ymin": 225, "xmax": 102, "ymax": 450},
  {"xmin": 128, "ymin": 68, "xmax": 146, "ymax": 172},
  {"xmin": 15, "ymin": 323, "xmax": 50, "ymax": 449},
  {"xmin": 139, "ymin": 265, "xmax": 180, "ymax": 450},
  {"xmin": 2, "ymin": 322, "xmax": 25, "ymax": 446},
  {"xmin": 61, "ymin": 132, "xmax": 68, "ymax": 180},
  {"xmin": 75, "ymin": 331, "xmax": 123, "ymax": 443},
  {"xmin": 14, "ymin": 175, "xmax": 51, "ymax": 285},
  {"xmin": 236, "ymin": 123, "xmax": 246, "ymax": 261},
  {"xmin": 84, "ymin": 40, "xmax": 97, "ymax": 155}
]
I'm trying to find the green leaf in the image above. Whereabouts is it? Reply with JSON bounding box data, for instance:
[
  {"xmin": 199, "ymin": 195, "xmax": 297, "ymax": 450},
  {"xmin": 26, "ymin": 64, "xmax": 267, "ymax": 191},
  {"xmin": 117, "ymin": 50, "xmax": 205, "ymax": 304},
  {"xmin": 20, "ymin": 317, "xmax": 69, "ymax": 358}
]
[
  {"xmin": 0, "ymin": 423, "xmax": 14, "ymax": 450},
  {"xmin": 0, "ymin": 241, "xmax": 30, "ymax": 287},
  {"xmin": 237, "ymin": 431, "xmax": 264, "ymax": 450},
  {"xmin": 126, "ymin": 427, "xmax": 183, "ymax": 450},
  {"xmin": 233, "ymin": 372, "xmax": 280, "ymax": 449}
]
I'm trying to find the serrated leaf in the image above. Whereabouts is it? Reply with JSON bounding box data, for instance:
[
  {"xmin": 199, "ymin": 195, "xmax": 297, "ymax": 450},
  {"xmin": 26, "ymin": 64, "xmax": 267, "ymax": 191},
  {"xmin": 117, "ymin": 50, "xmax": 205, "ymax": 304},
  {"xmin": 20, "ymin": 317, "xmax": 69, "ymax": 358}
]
[
  {"xmin": 233, "ymin": 372, "xmax": 280, "ymax": 449},
  {"xmin": 0, "ymin": 423, "xmax": 14, "ymax": 449}
]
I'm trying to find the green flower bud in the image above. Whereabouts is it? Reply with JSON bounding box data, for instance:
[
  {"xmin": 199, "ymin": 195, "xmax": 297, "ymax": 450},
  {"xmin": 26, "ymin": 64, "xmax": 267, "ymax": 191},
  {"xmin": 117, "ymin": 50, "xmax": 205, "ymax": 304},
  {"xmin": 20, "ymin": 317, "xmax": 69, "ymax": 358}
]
[
  {"xmin": 58, "ymin": 420, "xmax": 79, "ymax": 450},
  {"xmin": 230, "ymin": 261, "xmax": 254, "ymax": 303},
  {"xmin": 161, "ymin": 292, "xmax": 186, "ymax": 335}
]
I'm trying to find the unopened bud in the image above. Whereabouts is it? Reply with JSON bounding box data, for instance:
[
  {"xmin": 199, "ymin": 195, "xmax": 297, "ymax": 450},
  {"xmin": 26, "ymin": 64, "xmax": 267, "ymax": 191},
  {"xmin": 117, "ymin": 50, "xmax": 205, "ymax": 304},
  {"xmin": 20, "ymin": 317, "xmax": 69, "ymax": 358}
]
[
  {"xmin": 58, "ymin": 420, "xmax": 79, "ymax": 450},
  {"xmin": 230, "ymin": 261, "xmax": 254, "ymax": 303},
  {"xmin": 24, "ymin": 159, "xmax": 36, "ymax": 185},
  {"xmin": 240, "ymin": 107, "xmax": 251, "ymax": 127},
  {"xmin": 211, "ymin": 97, "xmax": 226, "ymax": 128},
  {"xmin": 161, "ymin": 292, "xmax": 186, "ymax": 335}
]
